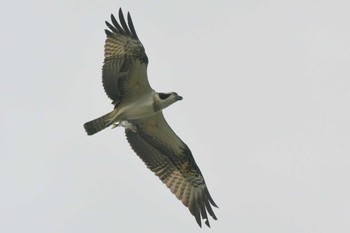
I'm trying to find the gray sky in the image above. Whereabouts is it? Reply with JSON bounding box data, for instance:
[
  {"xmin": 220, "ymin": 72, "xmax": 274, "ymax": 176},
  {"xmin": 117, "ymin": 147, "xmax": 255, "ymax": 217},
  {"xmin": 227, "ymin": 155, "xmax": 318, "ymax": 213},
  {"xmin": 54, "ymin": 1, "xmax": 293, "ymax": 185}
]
[{"xmin": 1, "ymin": 0, "xmax": 350, "ymax": 232}]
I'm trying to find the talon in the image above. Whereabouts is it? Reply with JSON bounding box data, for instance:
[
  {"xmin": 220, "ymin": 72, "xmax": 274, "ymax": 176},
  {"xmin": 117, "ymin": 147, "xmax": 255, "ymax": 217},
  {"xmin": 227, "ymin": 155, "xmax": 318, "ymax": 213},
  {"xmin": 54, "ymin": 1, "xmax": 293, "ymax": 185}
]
[{"xmin": 118, "ymin": 120, "xmax": 137, "ymax": 132}]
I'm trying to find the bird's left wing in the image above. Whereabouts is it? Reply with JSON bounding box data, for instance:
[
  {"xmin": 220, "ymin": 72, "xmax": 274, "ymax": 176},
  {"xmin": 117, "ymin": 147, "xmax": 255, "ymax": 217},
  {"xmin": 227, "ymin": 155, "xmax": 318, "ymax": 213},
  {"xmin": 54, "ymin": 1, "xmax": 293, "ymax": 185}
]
[
  {"xmin": 125, "ymin": 112, "xmax": 218, "ymax": 227},
  {"xmin": 103, "ymin": 8, "xmax": 152, "ymax": 106}
]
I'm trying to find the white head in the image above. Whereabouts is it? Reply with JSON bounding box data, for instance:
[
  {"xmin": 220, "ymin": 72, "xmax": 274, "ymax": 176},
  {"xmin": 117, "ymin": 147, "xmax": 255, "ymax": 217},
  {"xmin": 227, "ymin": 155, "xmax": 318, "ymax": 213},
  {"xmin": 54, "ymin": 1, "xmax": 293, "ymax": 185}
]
[{"xmin": 154, "ymin": 92, "xmax": 183, "ymax": 112}]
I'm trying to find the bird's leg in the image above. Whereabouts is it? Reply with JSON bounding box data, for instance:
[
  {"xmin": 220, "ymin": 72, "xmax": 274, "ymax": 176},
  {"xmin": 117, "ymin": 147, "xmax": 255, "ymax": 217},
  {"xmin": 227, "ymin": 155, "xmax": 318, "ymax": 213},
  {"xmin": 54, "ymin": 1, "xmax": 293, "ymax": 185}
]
[{"xmin": 111, "ymin": 122, "xmax": 120, "ymax": 129}]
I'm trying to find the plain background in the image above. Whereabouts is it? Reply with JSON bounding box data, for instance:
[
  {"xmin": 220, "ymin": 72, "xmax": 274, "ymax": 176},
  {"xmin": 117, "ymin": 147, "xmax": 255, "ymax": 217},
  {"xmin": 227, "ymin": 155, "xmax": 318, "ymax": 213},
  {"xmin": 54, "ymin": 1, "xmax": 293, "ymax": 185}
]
[{"xmin": 1, "ymin": 0, "xmax": 349, "ymax": 232}]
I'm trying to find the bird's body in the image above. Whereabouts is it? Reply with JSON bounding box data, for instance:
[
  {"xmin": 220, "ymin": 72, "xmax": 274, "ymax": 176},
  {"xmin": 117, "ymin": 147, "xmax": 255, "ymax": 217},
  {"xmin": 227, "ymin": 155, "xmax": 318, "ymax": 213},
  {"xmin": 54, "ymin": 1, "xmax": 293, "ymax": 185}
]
[
  {"xmin": 84, "ymin": 90, "xmax": 182, "ymax": 135},
  {"xmin": 84, "ymin": 8, "xmax": 218, "ymax": 227}
]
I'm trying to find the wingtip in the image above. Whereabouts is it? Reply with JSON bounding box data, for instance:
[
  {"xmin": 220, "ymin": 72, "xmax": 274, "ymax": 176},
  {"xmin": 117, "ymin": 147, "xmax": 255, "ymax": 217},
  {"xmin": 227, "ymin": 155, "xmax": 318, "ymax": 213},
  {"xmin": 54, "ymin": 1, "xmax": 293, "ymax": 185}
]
[
  {"xmin": 196, "ymin": 218, "xmax": 202, "ymax": 228},
  {"xmin": 110, "ymin": 13, "xmax": 116, "ymax": 23},
  {"xmin": 118, "ymin": 8, "xmax": 124, "ymax": 20},
  {"xmin": 104, "ymin": 29, "xmax": 112, "ymax": 37},
  {"xmin": 205, "ymin": 219, "xmax": 211, "ymax": 227}
]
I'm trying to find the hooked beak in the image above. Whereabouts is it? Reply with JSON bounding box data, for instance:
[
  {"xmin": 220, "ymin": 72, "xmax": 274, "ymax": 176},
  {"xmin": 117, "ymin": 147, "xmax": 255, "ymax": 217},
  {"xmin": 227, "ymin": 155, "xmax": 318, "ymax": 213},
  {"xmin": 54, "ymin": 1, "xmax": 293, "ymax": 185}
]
[{"xmin": 176, "ymin": 95, "xmax": 183, "ymax": 101}]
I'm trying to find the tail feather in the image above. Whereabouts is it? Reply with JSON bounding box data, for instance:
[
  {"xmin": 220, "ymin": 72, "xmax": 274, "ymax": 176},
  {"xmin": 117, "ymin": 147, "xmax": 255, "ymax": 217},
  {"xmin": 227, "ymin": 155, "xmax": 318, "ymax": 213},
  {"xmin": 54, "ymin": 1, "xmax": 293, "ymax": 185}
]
[{"xmin": 83, "ymin": 109, "xmax": 118, "ymax": 135}]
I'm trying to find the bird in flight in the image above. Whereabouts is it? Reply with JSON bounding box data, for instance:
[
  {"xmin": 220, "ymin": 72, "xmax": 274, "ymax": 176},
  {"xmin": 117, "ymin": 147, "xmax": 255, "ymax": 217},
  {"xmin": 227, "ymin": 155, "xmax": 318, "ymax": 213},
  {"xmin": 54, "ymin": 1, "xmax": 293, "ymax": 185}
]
[{"xmin": 83, "ymin": 8, "xmax": 218, "ymax": 227}]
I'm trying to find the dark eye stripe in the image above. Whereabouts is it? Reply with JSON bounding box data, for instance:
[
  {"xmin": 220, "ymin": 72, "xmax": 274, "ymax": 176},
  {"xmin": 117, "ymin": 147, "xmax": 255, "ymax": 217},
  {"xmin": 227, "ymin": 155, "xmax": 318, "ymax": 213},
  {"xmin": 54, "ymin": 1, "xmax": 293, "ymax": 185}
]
[{"xmin": 159, "ymin": 93, "xmax": 171, "ymax": 100}]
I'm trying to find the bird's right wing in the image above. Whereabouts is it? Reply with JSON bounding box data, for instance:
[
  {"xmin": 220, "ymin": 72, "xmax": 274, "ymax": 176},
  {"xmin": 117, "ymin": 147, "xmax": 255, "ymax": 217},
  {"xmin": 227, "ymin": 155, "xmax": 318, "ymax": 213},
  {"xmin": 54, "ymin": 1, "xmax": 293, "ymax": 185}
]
[{"xmin": 125, "ymin": 113, "xmax": 218, "ymax": 227}]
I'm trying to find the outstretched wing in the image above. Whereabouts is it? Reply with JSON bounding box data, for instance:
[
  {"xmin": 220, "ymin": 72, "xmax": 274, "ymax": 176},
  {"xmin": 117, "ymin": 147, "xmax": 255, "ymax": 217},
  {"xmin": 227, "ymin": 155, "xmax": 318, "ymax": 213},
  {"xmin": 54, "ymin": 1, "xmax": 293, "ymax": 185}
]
[
  {"xmin": 103, "ymin": 8, "xmax": 152, "ymax": 106},
  {"xmin": 125, "ymin": 113, "xmax": 218, "ymax": 227}
]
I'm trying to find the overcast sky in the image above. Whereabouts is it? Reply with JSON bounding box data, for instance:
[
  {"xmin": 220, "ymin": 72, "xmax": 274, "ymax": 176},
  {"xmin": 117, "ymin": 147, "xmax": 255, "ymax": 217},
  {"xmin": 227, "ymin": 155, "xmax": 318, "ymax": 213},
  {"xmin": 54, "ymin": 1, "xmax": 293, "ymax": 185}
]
[{"xmin": 1, "ymin": 0, "xmax": 350, "ymax": 232}]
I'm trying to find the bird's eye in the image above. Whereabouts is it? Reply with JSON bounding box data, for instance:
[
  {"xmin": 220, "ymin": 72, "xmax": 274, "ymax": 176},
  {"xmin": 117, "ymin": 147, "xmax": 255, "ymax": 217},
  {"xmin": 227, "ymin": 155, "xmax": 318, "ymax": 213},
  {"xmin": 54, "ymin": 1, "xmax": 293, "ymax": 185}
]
[{"xmin": 159, "ymin": 93, "xmax": 171, "ymax": 100}]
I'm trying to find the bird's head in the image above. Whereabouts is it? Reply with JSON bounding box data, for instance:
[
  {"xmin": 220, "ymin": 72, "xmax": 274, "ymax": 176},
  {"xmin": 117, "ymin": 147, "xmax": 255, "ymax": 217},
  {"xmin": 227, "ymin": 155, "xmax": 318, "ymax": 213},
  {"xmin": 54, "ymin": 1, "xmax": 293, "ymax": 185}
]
[{"xmin": 154, "ymin": 92, "xmax": 183, "ymax": 111}]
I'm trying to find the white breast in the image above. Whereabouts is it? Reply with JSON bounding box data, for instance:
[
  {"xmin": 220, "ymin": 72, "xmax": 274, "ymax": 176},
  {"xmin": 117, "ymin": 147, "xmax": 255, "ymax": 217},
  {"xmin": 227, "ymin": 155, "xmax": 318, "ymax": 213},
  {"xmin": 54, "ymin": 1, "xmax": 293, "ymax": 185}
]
[{"xmin": 118, "ymin": 93, "xmax": 157, "ymax": 120}]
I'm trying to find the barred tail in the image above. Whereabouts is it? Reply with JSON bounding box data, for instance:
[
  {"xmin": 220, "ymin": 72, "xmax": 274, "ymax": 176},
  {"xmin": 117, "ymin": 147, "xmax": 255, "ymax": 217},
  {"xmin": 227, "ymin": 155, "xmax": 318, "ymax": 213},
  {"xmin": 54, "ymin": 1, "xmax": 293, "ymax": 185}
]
[{"xmin": 83, "ymin": 109, "xmax": 119, "ymax": 135}]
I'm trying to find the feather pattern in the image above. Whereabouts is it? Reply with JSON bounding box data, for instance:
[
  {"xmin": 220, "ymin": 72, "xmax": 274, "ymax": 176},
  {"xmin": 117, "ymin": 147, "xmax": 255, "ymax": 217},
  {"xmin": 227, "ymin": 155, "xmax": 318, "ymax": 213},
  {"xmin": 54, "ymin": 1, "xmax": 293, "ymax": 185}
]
[
  {"xmin": 125, "ymin": 112, "xmax": 218, "ymax": 227},
  {"xmin": 103, "ymin": 8, "xmax": 151, "ymax": 106}
]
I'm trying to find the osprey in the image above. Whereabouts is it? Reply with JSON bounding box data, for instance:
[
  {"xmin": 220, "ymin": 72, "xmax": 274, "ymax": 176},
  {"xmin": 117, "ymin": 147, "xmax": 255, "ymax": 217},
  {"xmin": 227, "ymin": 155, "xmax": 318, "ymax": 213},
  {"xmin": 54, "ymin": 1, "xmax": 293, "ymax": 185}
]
[{"xmin": 84, "ymin": 8, "xmax": 218, "ymax": 227}]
